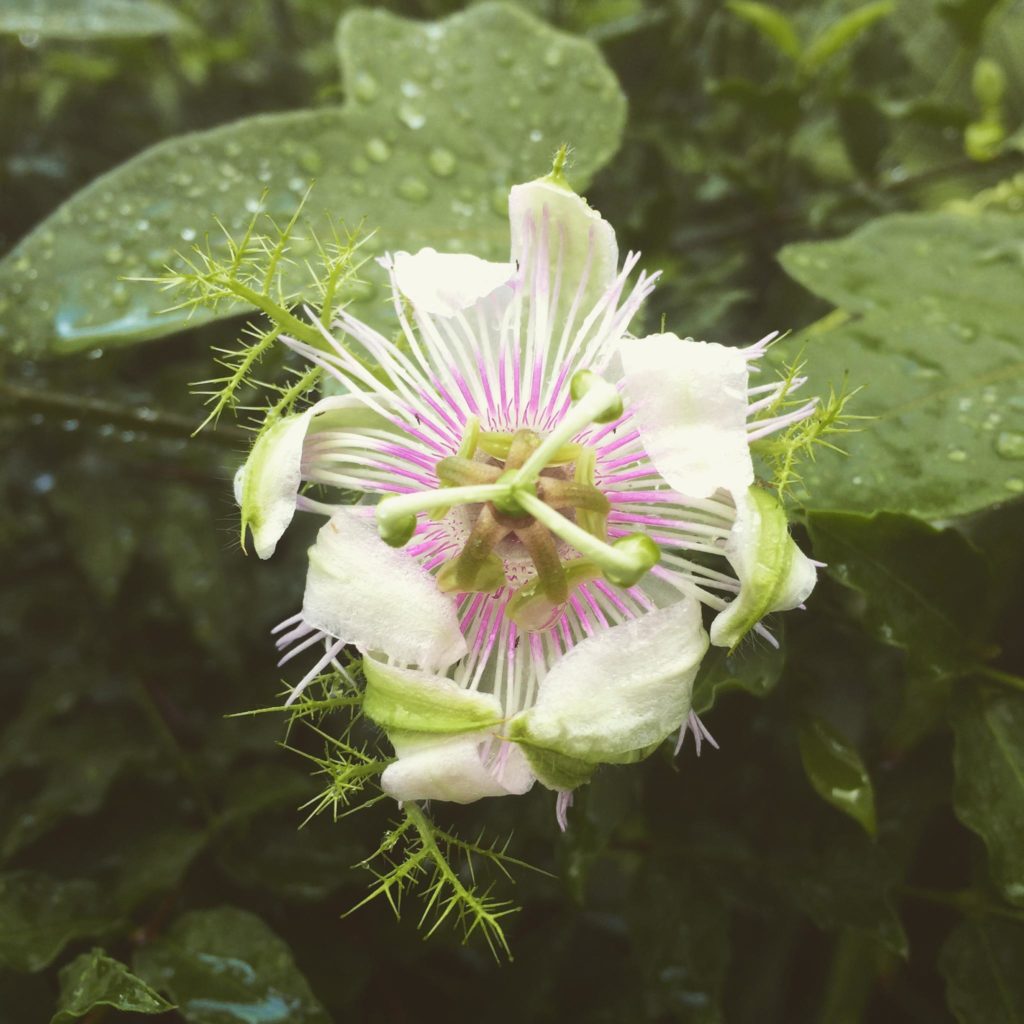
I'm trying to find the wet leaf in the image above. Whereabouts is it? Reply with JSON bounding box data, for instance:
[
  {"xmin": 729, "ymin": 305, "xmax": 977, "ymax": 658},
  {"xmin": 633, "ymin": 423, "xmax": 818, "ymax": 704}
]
[
  {"xmin": 51, "ymin": 948, "xmax": 174, "ymax": 1023},
  {"xmin": 150, "ymin": 484, "xmax": 238, "ymax": 658},
  {"xmin": 0, "ymin": 872, "xmax": 115, "ymax": 973},
  {"xmin": 951, "ymin": 681, "xmax": 1024, "ymax": 906},
  {"xmin": 627, "ymin": 865, "xmax": 729, "ymax": 1023},
  {"xmin": 104, "ymin": 820, "xmax": 208, "ymax": 914},
  {"xmin": 691, "ymin": 635, "xmax": 786, "ymax": 714},
  {"xmin": 941, "ymin": 917, "xmax": 1024, "ymax": 1024},
  {"xmin": 807, "ymin": 511, "xmax": 993, "ymax": 672},
  {"xmin": 798, "ymin": 717, "xmax": 877, "ymax": 836},
  {"xmin": 938, "ymin": 0, "xmax": 1006, "ymax": 46},
  {"xmin": 133, "ymin": 907, "xmax": 330, "ymax": 1024},
  {"xmin": 779, "ymin": 212, "xmax": 1024, "ymax": 520},
  {"xmin": 0, "ymin": 706, "xmax": 155, "ymax": 858},
  {"xmin": 837, "ymin": 92, "xmax": 891, "ymax": 179},
  {"xmin": 780, "ymin": 828, "xmax": 907, "ymax": 956},
  {"xmin": 800, "ymin": 1, "xmax": 894, "ymax": 72},
  {"xmin": 0, "ymin": 2, "xmax": 625, "ymax": 355},
  {"xmin": 727, "ymin": 2, "xmax": 801, "ymax": 59},
  {"xmin": 0, "ymin": 0, "xmax": 192, "ymax": 39}
]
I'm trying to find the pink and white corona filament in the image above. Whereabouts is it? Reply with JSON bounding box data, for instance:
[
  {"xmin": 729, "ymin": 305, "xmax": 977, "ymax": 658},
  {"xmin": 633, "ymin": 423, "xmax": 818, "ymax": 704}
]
[{"xmin": 234, "ymin": 164, "xmax": 819, "ymax": 807}]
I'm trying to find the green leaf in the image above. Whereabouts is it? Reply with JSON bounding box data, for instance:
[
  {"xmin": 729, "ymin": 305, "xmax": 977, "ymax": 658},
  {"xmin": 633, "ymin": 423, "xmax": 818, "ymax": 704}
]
[
  {"xmin": 781, "ymin": 828, "xmax": 907, "ymax": 956},
  {"xmin": 627, "ymin": 865, "xmax": 729, "ymax": 1022},
  {"xmin": 951, "ymin": 681, "xmax": 1024, "ymax": 906},
  {"xmin": 691, "ymin": 635, "xmax": 785, "ymax": 714},
  {"xmin": 150, "ymin": 484, "xmax": 238, "ymax": 658},
  {"xmin": 800, "ymin": 2, "xmax": 894, "ymax": 73},
  {"xmin": 48, "ymin": 471, "xmax": 143, "ymax": 601},
  {"xmin": 0, "ymin": 706, "xmax": 156, "ymax": 857},
  {"xmin": 0, "ymin": 872, "xmax": 114, "ymax": 973},
  {"xmin": 807, "ymin": 511, "xmax": 992, "ymax": 672},
  {"xmin": 837, "ymin": 92, "xmax": 891, "ymax": 179},
  {"xmin": 215, "ymin": 811, "xmax": 362, "ymax": 904},
  {"xmin": 103, "ymin": 819, "xmax": 208, "ymax": 915},
  {"xmin": 133, "ymin": 907, "xmax": 330, "ymax": 1024},
  {"xmin": 726, "ymin": 1, "xmax": 801, "ymax": 59},
  {"xmin": 213, "ymin": 765, "xmax": 361, "ymax": 903},
  {"xmin": 51, "ymin": 948, "xmax": 174, "ymax": 1023},
  {"xmin": 938, "ymin": 0, "xmax": 1006, "ymax": 46},
  {"xmin": 798, "ymin": 717, "xmax": 877, "ymax": 837},
  {"xmin": 0, "ymin": 2, "xmax": 625, "ymax": 356},
  {"xmin": 779, "ymin": 212, "xmax": 1024, "ymax": 520},
  {"xmin": 0, "ymin": 0, "xmax": 192, "ymax": 39},
  {"xmin": 941, "ymin": 918, "xmax": 1024, "ymax": 1024}
]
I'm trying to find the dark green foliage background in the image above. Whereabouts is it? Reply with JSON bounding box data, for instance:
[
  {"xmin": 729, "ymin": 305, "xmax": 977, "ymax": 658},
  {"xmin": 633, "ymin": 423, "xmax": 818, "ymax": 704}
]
[{"xmin": 2, "ymin": 1, "xmax": 1024, "ymax": 1021}]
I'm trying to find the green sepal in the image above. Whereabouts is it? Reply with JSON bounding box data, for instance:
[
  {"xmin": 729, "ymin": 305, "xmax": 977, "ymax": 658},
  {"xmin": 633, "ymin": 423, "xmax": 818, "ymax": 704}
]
[
  {"xmin": 362, "ymin": 657, "xmax": 503, "ymax": 735},
  {"xmin": 513, "ymin": 739, "xmax": 595, "ymax": 791},
  {"xmin": 236, "ymin": 415, "xmax": 298, "ymax": 548},
  {"xmin": 711, "ymin": 486, "xmax": 812, "ymax": 650},
  {"xmin": 512, "ymin": 734, "xmax": 664, "ymax": 791}
]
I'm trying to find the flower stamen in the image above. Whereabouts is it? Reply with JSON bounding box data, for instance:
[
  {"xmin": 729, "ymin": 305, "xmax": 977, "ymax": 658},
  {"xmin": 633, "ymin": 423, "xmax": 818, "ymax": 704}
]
[
  {"xmin": 377, "ymin": 483, "xmax": 511, "ymax": 547},
  {"xmin": 514, "ymin": 490, "xmax": 659, "ymax": 588},
  {"xmin": 436, "ymin": 505, "xmax": 509, "ymax": 594}
]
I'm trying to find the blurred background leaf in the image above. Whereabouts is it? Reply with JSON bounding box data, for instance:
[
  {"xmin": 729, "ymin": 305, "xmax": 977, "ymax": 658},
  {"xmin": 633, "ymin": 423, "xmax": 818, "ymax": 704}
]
[
  {"xmin": 2, "ymin": 0, "xmax": 1023, "ymax": 1021},
  {"xmin": 951, "ymin": 681, "xmax": 1024, "ymax": 907},
  {"xmin": 0, "ymin": 0, "xmax": 194, "ymax": 40},
  {"xmin": 941, "ymin": 917, "xmax": 1024, "ymax": 1024}
]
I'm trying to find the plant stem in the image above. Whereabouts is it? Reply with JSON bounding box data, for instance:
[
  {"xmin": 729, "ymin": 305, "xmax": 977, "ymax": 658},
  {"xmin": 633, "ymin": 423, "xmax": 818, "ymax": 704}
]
[
  {"xmin": 899, "ymin": 886, "xmax": 1024, "ymax": 924},
  {"xmin": 0, "ymin": 379, "xmax": 246, "ymax": 444},
  {"xmin": 976, "ymin": 666, "xmax": 1024, "ymax": 694}
]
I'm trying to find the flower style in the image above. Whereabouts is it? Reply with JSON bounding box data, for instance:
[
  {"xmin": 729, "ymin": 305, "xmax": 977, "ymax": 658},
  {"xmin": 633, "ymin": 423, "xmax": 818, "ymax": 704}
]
[{"xmin": 235, "ymin": 165, "xmax": 818, "ymax": 811}]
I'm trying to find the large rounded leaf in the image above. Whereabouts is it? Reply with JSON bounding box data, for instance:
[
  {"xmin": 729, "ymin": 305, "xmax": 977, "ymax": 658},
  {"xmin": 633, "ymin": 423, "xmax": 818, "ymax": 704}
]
[
  {"xmin": 0, "ymin": 2, "xmax": 626, "ymax": 356},
  {"xmin": 778, "ymin": 211, "xmax": 1024, "ymax": 520}
]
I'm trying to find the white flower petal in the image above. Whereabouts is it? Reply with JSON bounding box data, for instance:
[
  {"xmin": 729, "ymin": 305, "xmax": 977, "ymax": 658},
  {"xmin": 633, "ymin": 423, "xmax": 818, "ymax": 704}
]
[
  {"xmin": 234, "ymin": 397, "xmax": 391, "ymax": 561},
  {"xmin": 513, "ymin": 598, "xmax": 709, "ymax": 763},
  {"xmin": 235, "ymin": 412, "xmax": 311, "ymax": 559},
  {"xmin": 381, "ymin": 731, "xmax": 535, "ymax": 805},
  {"xmin": 391, "ymin": 247, "xmax": 515, "ymax": 318},
  {"xmin": 235, "ymin": 396, "xmax": 376, "ymax": 559},
  {"xmin": 303, "ymin": 509, "xmax": 467, "ymax": 669},
  {"xmin": 508, "ymin": 176, "xmax": 618, "ymax": 341},
  {"xmin": 710, "ymin": 486, "xmax": 817, "ymax": 649},
  {"xmin": 619, "ymin": 333, "xmax": 754, "ymax": 499}
]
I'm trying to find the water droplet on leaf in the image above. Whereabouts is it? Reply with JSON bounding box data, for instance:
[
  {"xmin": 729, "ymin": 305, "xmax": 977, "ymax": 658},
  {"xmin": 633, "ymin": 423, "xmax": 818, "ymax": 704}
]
[
  {"xmin": 427, "ymin": 148, "xmax": 457, "ymax": 177},
  {"xmin": 366, "ymin": 138, "xmax": 391, "ymax": 163},
  {"xmin": 397, "ymin": 177, "xmax": 431, "ymax": 203},
  {"xmin": 995, "ymin": 431, "xmax": 1024, "ymax": 459},
  {"xmin": 353, "ymin": 71, "xmax": 379, "ymax": 102},
  {"xmin": 299, "ymin": 148, "xmax": 323, "ymax": 174},
  {"xmin": 398, "ymin": 104, "xmax": 426, "ymax": 130}
]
